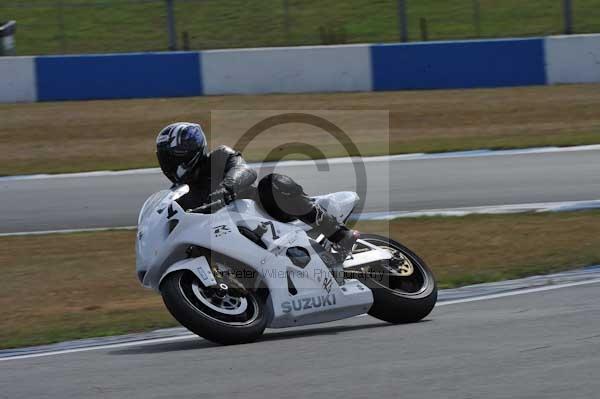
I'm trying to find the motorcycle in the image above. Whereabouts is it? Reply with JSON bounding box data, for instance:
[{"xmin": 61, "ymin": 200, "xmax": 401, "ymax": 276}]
[{"xmin": 136, "ymin": 185, "xmax": 437, "ymax": 345}]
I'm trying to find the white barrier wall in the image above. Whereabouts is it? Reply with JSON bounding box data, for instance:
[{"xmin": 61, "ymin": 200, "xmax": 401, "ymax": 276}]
[
  {"xmin": 2, "ymin": 34, "xmax": 600, "ymax": 103},
  {"xmin": 201, "ymin": 44, "xmax": 372, "ymax": 95},
  {"xmin": 546, "ymin": 34, "xmax": 600, "ymax": 84},
  {"xmin": 0, "ymin": 57, "xmax": 37, "ymax": 102}
]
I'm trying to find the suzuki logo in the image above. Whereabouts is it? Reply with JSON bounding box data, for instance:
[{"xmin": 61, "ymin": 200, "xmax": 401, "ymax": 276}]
[{"xmin": 281, "ymin": 294, "xmax": 336, "ymax": 313}]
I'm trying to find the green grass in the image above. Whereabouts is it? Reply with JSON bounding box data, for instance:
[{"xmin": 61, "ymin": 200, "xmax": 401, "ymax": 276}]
[
  {"xmin": 2, "ymin": 84, "xmax": 600, "ymax": 176},
  {"xmin": 3, "ymin": 0, "xmax": 600, "ymax": 55},
  {"xmin": 2, "ymin": 210, "xmax": 599, "ymax": 349}
]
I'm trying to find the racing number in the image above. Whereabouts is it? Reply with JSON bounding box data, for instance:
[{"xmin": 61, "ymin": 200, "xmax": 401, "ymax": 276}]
[{"xmin": 262, "ymin": 221, "xmax": 280, "ymax": 240}]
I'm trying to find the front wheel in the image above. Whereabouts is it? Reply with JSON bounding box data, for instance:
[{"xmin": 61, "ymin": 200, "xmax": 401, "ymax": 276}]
[
  {"xmin": 349, "ymin": 234, "xmax": 437, "ymax": 323},
  {"xmin": 161, "ymin": 269, "xmax": 269, "ymax": 345}
]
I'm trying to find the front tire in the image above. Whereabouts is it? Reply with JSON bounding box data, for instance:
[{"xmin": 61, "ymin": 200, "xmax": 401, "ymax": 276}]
[
  {"xmin": 161, "ymin": 270, "xmax": 269, "ymax": 345},
  {"xmin": 350, "ymin": 234, "xmax": 437, "ymax": 323}
]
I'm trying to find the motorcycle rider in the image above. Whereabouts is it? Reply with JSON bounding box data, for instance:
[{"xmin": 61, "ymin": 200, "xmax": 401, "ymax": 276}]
[{"xmin": 155, "ymin": 122, "xmax": 360, "ymax": 253}]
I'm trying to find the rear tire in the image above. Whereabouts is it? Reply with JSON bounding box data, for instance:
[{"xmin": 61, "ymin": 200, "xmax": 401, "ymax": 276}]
[
  {"xmin": 161, "ymin": 270, "xmax": 269, "ymax": 345},
  {"xmin": 351, "ymin": 234, "xmax": 437, "ymax": 324}
]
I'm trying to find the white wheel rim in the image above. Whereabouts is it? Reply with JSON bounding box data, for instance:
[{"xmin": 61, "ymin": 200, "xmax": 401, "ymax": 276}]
[{"xmin": 191, "ymin": 281, "xmax": 248, "ymax": 316}]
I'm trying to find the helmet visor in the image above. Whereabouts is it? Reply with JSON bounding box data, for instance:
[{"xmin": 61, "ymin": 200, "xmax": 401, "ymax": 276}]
[
  {"xmin": 157, "ymin": 150, "xmax": 202, "ymax": 183},
  {"xmin": 156, "ymin": 123, "xmax": 207, "ymax": 183}
]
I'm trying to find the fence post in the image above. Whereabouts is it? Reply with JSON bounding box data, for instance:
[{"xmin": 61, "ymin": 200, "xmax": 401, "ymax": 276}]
[
  {"xmin": 57, "ymin": 0, "xmax": 67, "ymax": 53},
  {"xmin": 419, "ymin": 18, "xmax": 428, "ymax": 41},
  {"xmin": 397, "ymin": 0, "xmax": 408, "ymax": 42},
  {"xmin": 472, "ymin": 0, "xmax": 481, "ymax": 37},
  {"xmin": 283, "ymin": 0, "xmax": 291, "ymax": 44},
  {"xmin": 563, "ymin": 0, "xmax": 573, "ymax": 34},
  {"xmin": 166, "ymin": 0, "xmax": 178, "ymax": 50},
  {"xmin": 182, "ymin": 31, "xmax": 190, "ymax": 51}
]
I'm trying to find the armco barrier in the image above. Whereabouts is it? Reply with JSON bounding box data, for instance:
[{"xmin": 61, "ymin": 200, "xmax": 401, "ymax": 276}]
[
  {"xmin": 36, "ymin": 52, "xmax": 202, "ymax": 101},
  {"xmin": 1, "ymin": 34, "xmax": 600, "ymax": 103},
  {"xmin": 546, "ymin": 35, "xmax": 600, "ymax": 84},
  {"xmin": 371, "ymin": 38, "xmax": 546, "ymax": 90}
]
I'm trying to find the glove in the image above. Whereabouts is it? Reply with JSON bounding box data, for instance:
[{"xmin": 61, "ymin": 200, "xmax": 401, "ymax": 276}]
[{"xmin": 209, "ymin": 187, "xmax": 234, "ymax": 204}]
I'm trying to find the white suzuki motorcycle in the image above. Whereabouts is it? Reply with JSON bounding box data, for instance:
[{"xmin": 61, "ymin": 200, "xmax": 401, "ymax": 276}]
[{"xmin": 136, "ymin": 185, "xmax": 437, "ymax": 345}]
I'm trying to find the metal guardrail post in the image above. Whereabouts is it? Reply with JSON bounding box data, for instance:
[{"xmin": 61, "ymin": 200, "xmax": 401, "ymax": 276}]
[
  {"xmin": 0, "ymin": 20, "xmax": 17, "ymax": 56},
  {"xmin": 166, "ymin": 0, "xmax": 178, "ymax": 50},
  {"xmin": 563, "ymin": 0, "xmax": 573, "ymax": 34},
  {"xmin": 419, "ymin": 17, "xmax": 428, "ymax": 41},
  {"xmin": 473, "ymin": 0, "xmax": 481, "ymax": 37},
  {"xmin": 57, "ymin": 0, "xmax": 67, "ymax": 53},
  {"xmin": 397, "ymin": 0, "xmax": 408, "ymax": 42},
  {"xmin": 283, "ymin": 0, "xmax": 291, "ymax": 44}
]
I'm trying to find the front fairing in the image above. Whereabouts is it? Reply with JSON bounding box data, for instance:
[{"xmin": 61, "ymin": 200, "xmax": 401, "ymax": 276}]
[
  {"xmin": 136, "ymin": 185, "xmax": 190, "ymax": 283},
  {"xmin": 136, "ymin": 184, "xmax": 278, "ymax": 289},
  {"xmin": 138, "ymin": 184, "xmax": 190, "ymax": 227}
]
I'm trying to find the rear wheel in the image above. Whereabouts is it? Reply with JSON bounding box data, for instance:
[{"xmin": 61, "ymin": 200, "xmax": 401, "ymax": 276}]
[
  {"xmin": 161, "ymin": 268, "xmax": 269, "ymax": 345},
  {"xmin": 349, "ymin": 234, "xmax": 437, "ymax": 323}
]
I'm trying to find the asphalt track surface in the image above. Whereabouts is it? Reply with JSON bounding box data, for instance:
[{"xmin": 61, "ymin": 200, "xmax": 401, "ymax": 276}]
[
  {"xmin": 1, "ymin": 147, "xmax": 600, "ymax": 233},
  {"xmin": 1, "ymin": 281, "xmax": 599, "ymax": 398}
]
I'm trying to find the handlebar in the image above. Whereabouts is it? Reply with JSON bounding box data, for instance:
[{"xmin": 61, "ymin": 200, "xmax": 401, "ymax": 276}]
[{"xmin": 187, "ymin": 199, "xmax": 225, "ymax": 214}]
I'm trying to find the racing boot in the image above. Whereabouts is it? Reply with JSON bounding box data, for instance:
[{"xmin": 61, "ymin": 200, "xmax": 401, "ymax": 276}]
[
  {"xmin": 329, "ymin": 227, "xmax": 361, "ymax": 256},
  {"xmin": 300, "ymin": 204, "xmax": 360, "ymax": 284},
  {"xmin": 301, "ymin": 203, "xmax": 360, "ymax": 254}
]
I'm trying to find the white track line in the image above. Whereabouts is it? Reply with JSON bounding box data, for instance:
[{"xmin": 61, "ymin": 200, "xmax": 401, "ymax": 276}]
[
  {"xmin": 437, "ymin": 278, "xmax": 600, "ymax": 306},
  {"xmin": 355, "ymin": 199, "xmax": 600, "ymax": 220},
  {"xmin": 0, "ymin": 226, "xmax": 137, "ymax": 237},
  {"xmin": 3, "ymin": 199, "xmax": 600, "ymax": 237},
  {"xmin": 0, "ymin": 335, "xmax": 197, "ymax": 362},
  {"xmin": 2, "ymin": 144, "xmax": 600, "ymax": 182},
  {"xmin": 1, "ymin": 278, "xmax": 599, "ymax": 362}
]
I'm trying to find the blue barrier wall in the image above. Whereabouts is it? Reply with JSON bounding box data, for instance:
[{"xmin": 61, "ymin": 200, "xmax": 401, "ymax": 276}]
[
  {"xmin": 371, "ymin": 38, "xmax": 546, "ymax": 91},
  {"xmin": 35, "ymin": 52, "xmax": 202, "ymax": 101},
  {"xmin": 4, "ymin": 34, "xmax": 600, "ymax": 103}
]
